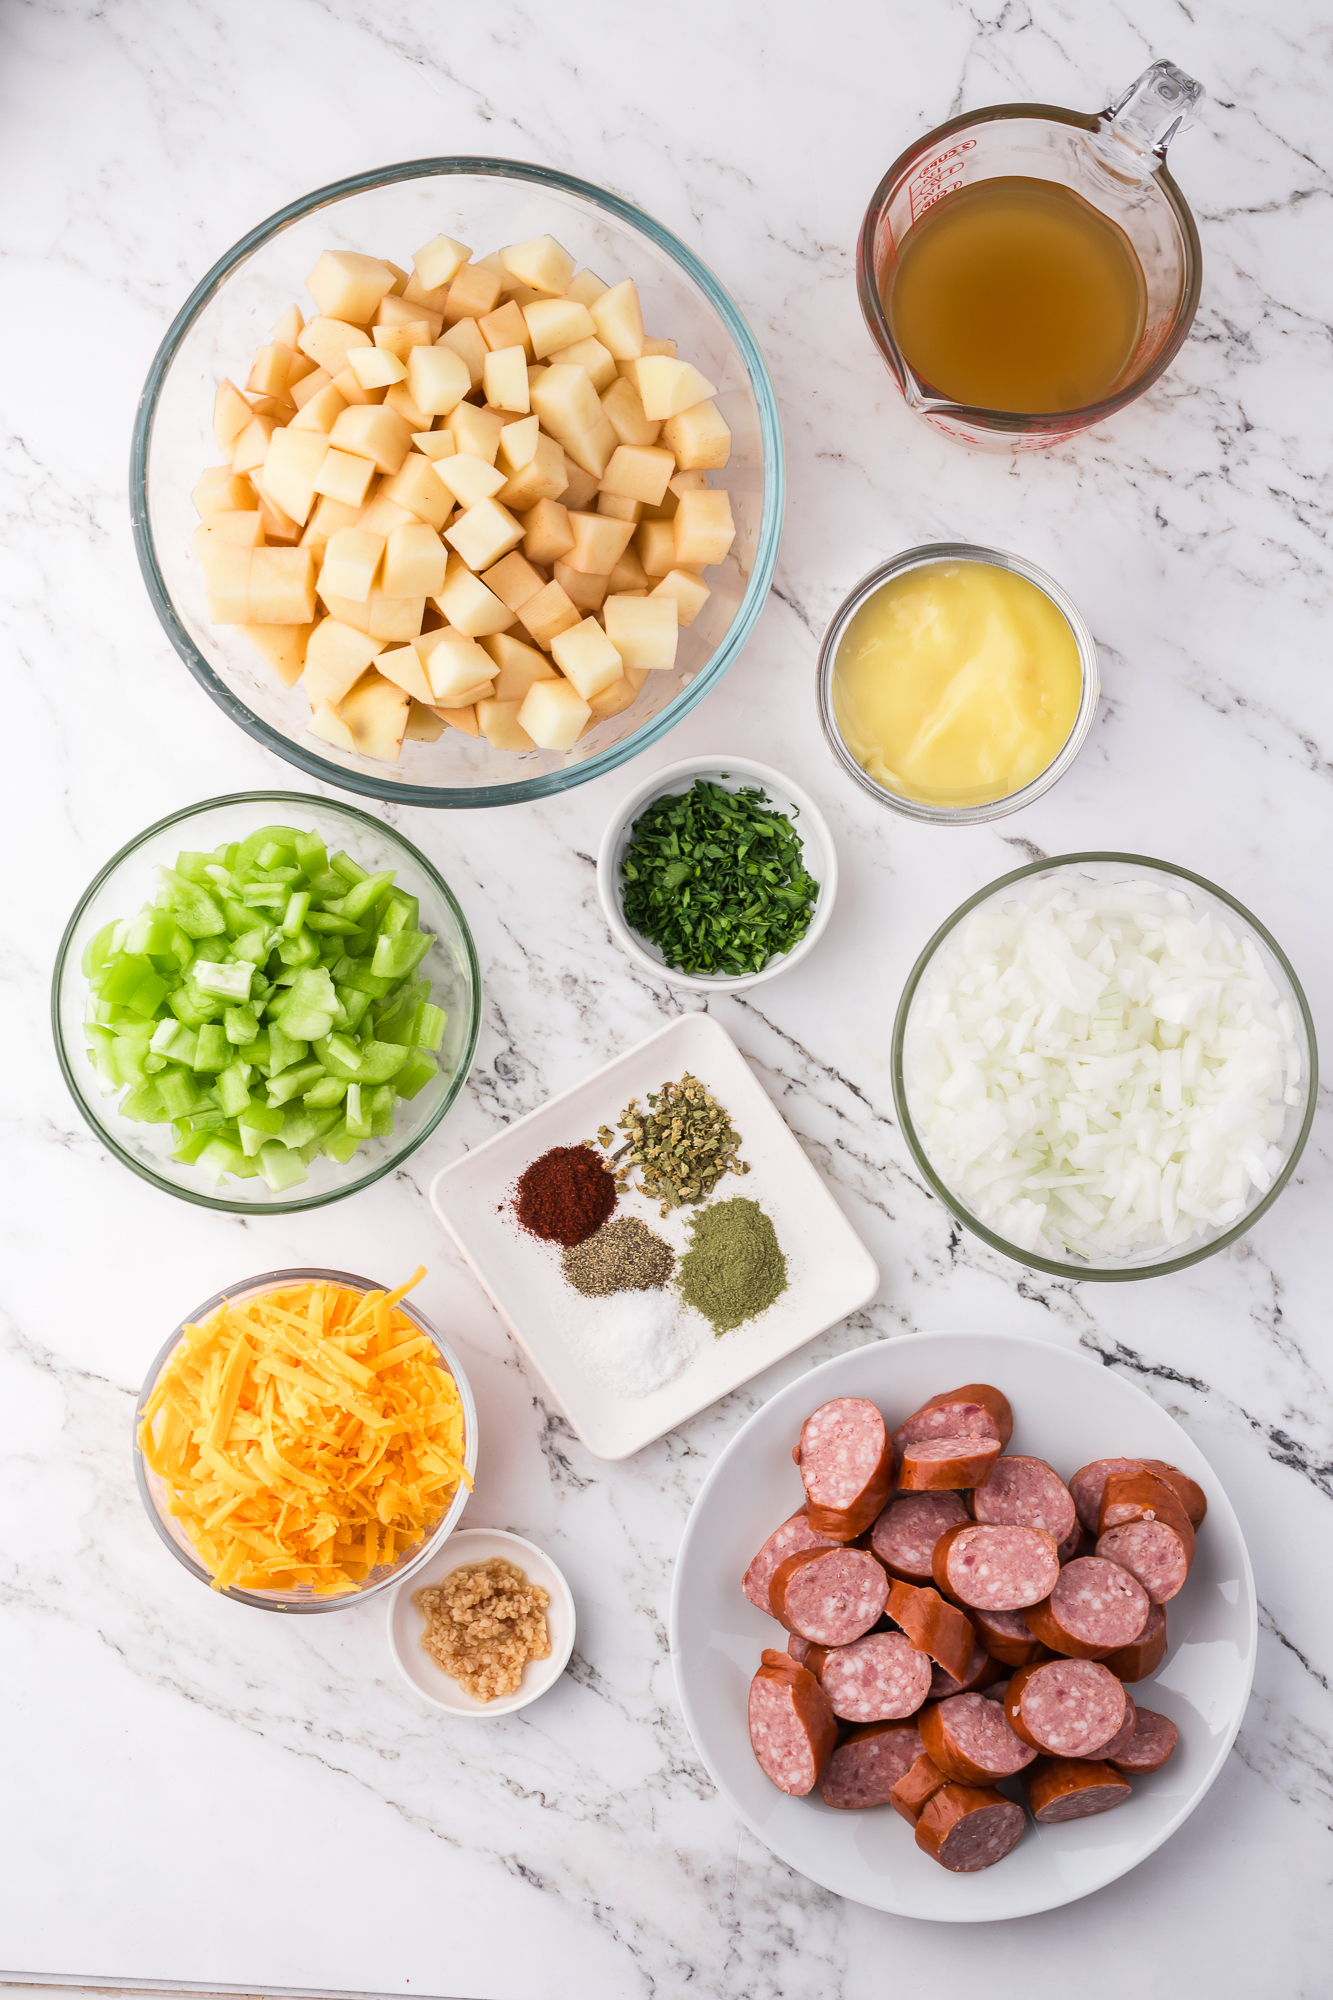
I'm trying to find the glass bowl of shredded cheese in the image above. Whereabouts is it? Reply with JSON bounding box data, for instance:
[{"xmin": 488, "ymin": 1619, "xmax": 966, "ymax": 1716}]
[
  {"xmin": 134, "ymin": 1266, "xmax": 477, "ymax": 1609},
  {"xmin": 893, "ymin": 854, "xmax": 1317, "ymax": 1280}
]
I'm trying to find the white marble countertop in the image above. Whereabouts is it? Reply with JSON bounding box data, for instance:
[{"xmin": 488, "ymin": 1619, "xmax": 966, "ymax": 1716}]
[{"xmin": 4, "ymin": 3, "xmax": 1331, "ymax": 1996}]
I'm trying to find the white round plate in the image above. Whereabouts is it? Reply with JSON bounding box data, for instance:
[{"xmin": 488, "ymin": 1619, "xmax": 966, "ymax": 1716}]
[
  {"xmin": 388, "ymin": 1528, "xmax": 576, "ymax": 1717},
  {"xmin": 669, "ymin": 1331, "xmax": 1256, "ymax": 1921}
]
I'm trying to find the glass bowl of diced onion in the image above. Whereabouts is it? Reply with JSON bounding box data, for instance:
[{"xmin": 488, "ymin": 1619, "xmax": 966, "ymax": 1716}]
[
  {"xmin": 133, "ymin": 1268, "xmax": 478, "ymax": 1611},
  {"xmin": 131, "ymin": 157, "xmax": 783, "ymax": 808},
  {"xmin": 892, "ymin": 854, "xmax": 1318, "ymax": 1280}
]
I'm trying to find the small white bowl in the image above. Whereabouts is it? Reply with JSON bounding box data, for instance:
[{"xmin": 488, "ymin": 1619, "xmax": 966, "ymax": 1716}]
[
  {"xmin": 387, "ymin": 1528, "xmax": 576, "ymax": 1717},
  {"xmin": 596, "ymin": 755, "xmax": 838, "ymax": 993}
]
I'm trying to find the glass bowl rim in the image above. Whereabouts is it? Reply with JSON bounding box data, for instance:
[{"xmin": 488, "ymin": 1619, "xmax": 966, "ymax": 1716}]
[
  {"xmin": 132, "ymin": 1266, "xmax": 478, "ymax": 1612},
  {"xmin": 50, "ymin": 788, "xmax": 482, "ymax": 1213},
  {"xmin": 856, "ymin": 100, "xmax": 1203, "ymax": 433},
  {"xmin": 890, "ymin": 850, "xmax": 1320, "ymax": 1280},
  {"xmin": 816, "ymin": 542, "xmax": 1101, "ymax": 824},
  {"xmin": 130, "ymin": 154, "xmax": 785, "ymax": 809}
]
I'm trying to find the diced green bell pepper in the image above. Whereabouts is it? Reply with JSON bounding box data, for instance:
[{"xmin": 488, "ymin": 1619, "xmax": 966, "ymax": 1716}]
[
  {"xmin": 418, "ymin": 1003, "xmax": 446, "ymax": 1052},
  {"xmin": 224, "ymin": 1003, "xmax": 260, "ymax": 1045},
  {"xmin": 340, "ymin": 869, "xmax": 395, "ymax": 923},
  {"xmin": 257, "ymin": 1140, "xmax": 309, "ymax": 1192},
  {"xmin": 277, "ymin": 1105, "xmax": 342, "ymax": 1149},
  {"xmin": 193, "ymin": 1023, "xmax": 230, "ymax": 1071},
  {"xmin": 157, "ymin": 1066, "xmax": 202, "ymax": 1119},
  {"xmin": 82, "ymin": 921, "xmax": 124, "ymax": 979},
  {"xmin": 215, "ymin": 1060, "xmax": 253, "ymax": 1118},
  {"xmin": 276, "ymin": 928, "xmax": 320, "ymax": 969},
  {"xmin": 377, "ymin": 891, "xmax": 420, "ymax": 937},
  {"xmin": 330, "ymin": 848, "xmax": 369, "ymax": 887},
  {"xmin": 372, "ymin": 930, "xmax": 433, "ymax": 981},
  {"xmin": 312, "ymin": 1034, "xmax": 409, "ymax": 1084},
  {"xmin": 266, "ymin": 1059, "xmax": 327, "ymax": 1106},
  {"xmin": 276, "ymin": 966, "xmax": 338, "ymax": 1040},
  {"xmin": 157, "ymin": 870, "xmax": 227, "ymax": 938},
  {"xmin": 302, "ymin": 1074, "xmax": 348, "ymax": 1108},
  {"xmin": 368, "ymin": 1083, "xmax": 395, "ymax": 1136},
  {"xmin": 392, "ymin": 1051, "xmax": 438, "ymax": 1099},
  {"xmin": 282, "ymin": 889, "xmax": 312, "ymax": 935},
  {"xmin": 192, "ymin": 959, "xmax": 255, "ymax": 1002},
  {"xmin": 344, "ymin": 1082, "xmax": 371, "ymax": 1138},
  {"xmin": 323, "ymin": 1124, "xmax": 364, "ymax": 1165}
]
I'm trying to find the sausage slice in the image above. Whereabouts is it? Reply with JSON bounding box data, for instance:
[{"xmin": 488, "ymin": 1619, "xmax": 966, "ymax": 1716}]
[
  {"xmin": 795, "ymin": 1398, "xmax": 893, "ymax": 1540},
  {"xmin": 1107, "ymin": 1705, "xmax": 1178, "ymax": 1774},
  {"xmin": 818, "ymin": 1719, "xmax": 924, "ymax": 1809},
  {"xmin": 1005, "ymin": 1658, "xmax": 1127, "ymax": 1758},
  {"xmin": 742, "ymin": 1507, "xmax": 838, "ymax": 1612},
  {"xmin": 871, "ymin": 1492, "xmax": 968, "ymax": 1585},
  {"xmin": 1069, "ymin": 1457, "xmax": 1147, "ymax": 1535},
  {"xmin": 1096, "ymin": 1520, "xmax": 1190, "ymax": 1604},
  {"xmin": 1022, "ymin": 1556, "xmax": 1150, "ymax": 1660},
  {"xmin": 917, "ymin": 1381, "xmax": 1015, "ymax": 1448},
  {"xmin": 1024, "ymin": 1758, "xmax": 1132, "ymax": 1822},
  {"xmin": 748, "ymin": 1650, "xmax": 838, "ymax": 1796},
  {"xmin": 915, "ymin": 1783, "xmax": 1025, "ymax": 1871},
  {"xmin": 1137, "ymin": 1458, "xmax": 1207, "ymax": 1529},
  {"xmin": 899, "ymin": 1433, "xmax": 1002, "ymax": 1490},
  {"xmin": 1102, "ymin": 1601, "xmax": 1167, "ymax": 1682},
  {"xmin": 919, "ymin": 1690, "xmax": 1037, "ymax": 1784},
  {"xmin": 769, "ymin": 1545, "xmax": 888, "ymax": 1644},
  {"xmin": 886, "ymin": 1578, "xmax": 976, "ymax": 1684},
  {"xmin": 933, "ymin": 1522, "xmax": 1060, "ymax": 1611},
  {"xmin": 971, "ymin": 1455, "xmax": 1076, "ymax": 1544},
  {"xmin": 926, "ymin": 1639, "xmax": 1005, "ymax": 1700},
  {"xmin": 889, "ymin": 1751, "xmax": 948, "ymax": 1825},
  {"xmin": 814, "ymin": 1631, "xmax": 933, "ymax": 1722},
  {"xmin": 969, "ymin": 1605, "xmax": 1050, "ymax": 1667}
]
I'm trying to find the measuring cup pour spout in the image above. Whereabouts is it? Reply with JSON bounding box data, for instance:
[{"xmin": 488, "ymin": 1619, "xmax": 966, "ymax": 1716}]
[{"xmin": 1099, "ymin": 60, "xmax": 1206, "ymax": 173}]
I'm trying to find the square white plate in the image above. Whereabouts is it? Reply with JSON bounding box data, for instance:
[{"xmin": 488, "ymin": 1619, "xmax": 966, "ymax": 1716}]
[{"xmin": 429, "ymin": 1013, "xmax": 879, "ymax": 1459}]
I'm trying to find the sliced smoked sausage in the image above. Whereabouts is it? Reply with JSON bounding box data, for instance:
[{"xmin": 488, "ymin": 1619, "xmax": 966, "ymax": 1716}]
[
  {"xmin": 926, "ymin": 1640, "xmax": 1005, "ymax": 1701},
  {"xmin": 1096, "ymin": 1520, "xmax": 1190, "ymax": 1604},
  {"xmin": 1005, "ymin": 1658, "xmax": 1127, "ymax": 1758},
  {"xmin": 1024, "ymin": 1758, "xmax": 1132, "ymax": 1822},
  {"xmin": 1107, "ymin": 1706, "xmax": 1178, "ymax": 1774},
  {"xmin": 915, "ymin": 1783, "xmax": 1025, "ymax": 1871},
  {"xmin": 1102, "ymin": 1601, "xmax": 1167, "ymax": 1682},
  {"xmin": 899, "ymin": 1434, "xmax": 1002, "ymax": 1491},
  {"xmin": 933, "ymin": 1523, "xmax": 1060, "ymax": 1611},
  {"xmin": 889, "ymin": 1752, "xmax": 948, "ymax": 1826},
  {"xmin": 795, "ymin": 1398, "xmax": 893, "ymax": 1540},
  {"xmin": 885, "ymin": 1578, "xmax": 976, "ymax": 1685},
  {"xmin": 971, "ymin": 1455, "xmax": 1076, "ymax": 1544},
  {"xmin": 1022, "ymin": 1556, "xmax": 1150, "ymax": 1660},
  {"xmin": 1099, "ymin": 1469, "xmax": 1197, "ymax": 1554},
  {"xmin": 748, "ymin": 1650, "xmax": 838, "ymax": 1796},
  {"xmin": 770, "ymin": 1545, "xmax": 888, "ymax": 1643},
  {"xmin": 871, "ymin": 1492, "xmax": 968, "ymax": 1585},
  {"xmin": 969, "ymin": 1605, "xmax": 1050, "ymax": 1668},
  {"xmin": 1088, "ymin": 1693, "xmax": 1138, "ymax": 1763},
  {"xmin": 1069, "ymin": 1457, "xmax": 1146, "ymax": 1535},
  {"xmin": 919, "ymin": 1691, "xmax": 1037, "ymax": 1784},
  {"xmin": 818, "ymin": 1719, "xmax": 924, "ymax": 1809},
  {"xmin": 917, "ymin": 1382, "xmax": 1015, "ymax": 1448},
  {"xmin": 743, "ymin": 1507, "xmax": 838, "ymax": 1612},
  {"xmin": 1137, "ymin": 1458, "xmax": 1207, "ymax": 1529},
  {"xmin": 815, "ymin": 1631, "xmax": 933, "ymax": 1722}
]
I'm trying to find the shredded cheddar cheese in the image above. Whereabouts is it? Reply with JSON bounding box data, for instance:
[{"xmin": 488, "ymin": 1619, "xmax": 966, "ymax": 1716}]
[{"xmin": 138, "ymin": 1269, "xmax": 470, "ymax": 1594}]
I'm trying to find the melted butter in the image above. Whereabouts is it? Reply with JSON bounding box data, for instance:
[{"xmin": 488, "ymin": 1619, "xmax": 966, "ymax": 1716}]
[{"xmin": 830, "ymin": 560, "xmax": 1082, "ymax": 808}]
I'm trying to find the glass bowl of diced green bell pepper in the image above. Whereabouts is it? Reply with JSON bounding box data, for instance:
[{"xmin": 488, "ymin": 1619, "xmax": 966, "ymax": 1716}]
[{"xmin": 52, "ymin": 791, "xmax": 481, "ymax": 1211}]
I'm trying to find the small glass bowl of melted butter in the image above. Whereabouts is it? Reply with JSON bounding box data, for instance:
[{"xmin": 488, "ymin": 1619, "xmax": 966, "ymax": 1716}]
[{"xmin": 817, "ymin": 544, "xmax": 1099, "ymax": 824}]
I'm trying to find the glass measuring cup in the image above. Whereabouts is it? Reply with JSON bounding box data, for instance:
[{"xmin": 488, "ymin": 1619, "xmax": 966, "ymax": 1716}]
[{"xmin": 858, "ymin": 61, "xmax": 1204, "ymax": 451}]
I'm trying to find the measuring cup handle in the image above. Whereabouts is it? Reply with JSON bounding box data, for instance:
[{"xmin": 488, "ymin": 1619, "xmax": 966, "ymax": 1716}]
[{"xmin": 1103, "ymin": 60, "xmax": 1205, "ymax": 160}]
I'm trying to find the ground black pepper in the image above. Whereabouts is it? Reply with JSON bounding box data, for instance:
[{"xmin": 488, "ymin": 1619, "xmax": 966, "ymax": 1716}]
[
  {"xmin": 514, "ymin": 1145, "xmax": 617, "ymax": 1246},
  {"xmin": 561, "ymin": 1217, "xmax": 675, "ymax": 1298}
]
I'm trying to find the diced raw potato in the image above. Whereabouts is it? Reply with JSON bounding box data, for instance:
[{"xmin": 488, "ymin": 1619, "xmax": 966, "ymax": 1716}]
[
  {"xmin": 587, "ymin": 674, "xmax": 643, "ymax": 720},
  {"xmin": 424, "ymin": 633, "xmax": 499, "ymax": 700},
  {"xmin": 406, "ymin": 343, "xmax": 472, "ymax": 417},
  {"xmin": 432, "ymin": 679, "xmax": 495, "ymax": 709},
  {"xmin": 479, "ymin": 299, "xmax": 533, "ymax": 361},
  {"xmin": 440, "ymin": 266, "xmax": 504, "ymax": 324},
  {"xmin": 194, "ymin": 467, "xmax": 259, "ymax": 517},
  {"xmin": 262, "ymin": 427, "xmax": 331, "ymax": 525},
  {"xmin": 518, "ymin": 580, "xmax": 581, "ymax": 650},
  {"xmin": 330, "ymin": 366, "xmax": 384, "ymax": 408},
  {"xmin": 404, "ymin": 273, "xmax": 452, "ymax": 320},
  {"xmin": 366, "ymin": 591, "xmax": 425, "ymax": 643},
  {"xmin": 519, "ymin": 675, "xmax": 591, "ymax": 749},
  {"xmin": 405, "ymin": 698, "xmax": 447, "ymax": 742},
  {"xmin": 553, "ymin": 562, "xmax": 609, "ymax": 613},
  {"xmin": 320, "ymin": 527, "xmax": 385, "ymax": 603},
  {"xmin": 377, "ymin": 290, "xmax": 443, "ymax": 339},
  {"xmin": 304, "ymin": 619, "xmax": 383, "ymax": 708},
  {"xmin": 481, "ymin": 632, "xmax": 557, "ymax": 701},
  {"xmin": 251, "ymin": 479, "xmax": 302, "ymax": 544},
  {"xmin": 601, "ymin": 374, "xmax": 663, "ymax": 448},
  {"xmin": 434, "ymin": 557, "xmax": 515, "ymax": 638},
  {"xmin": 597, "ymin": 492, "xmax": 642, "ymax": 523},
  {"xmin": 558, "ymin": 417, "xmax": 618, "ymax": 480},
  {"xmin": 651, "ymin": 567, "xmax": 710, "ymax": 626},
  {"xmin": 271, "ymin": 303, "xmax": 304, "ymax": 348},
  {"xmin": 500, "ymin": 235, "xmax": 576, "ymax": 296},
  {"xmin": 301, "ymin": 495, "xmax": 362, "ymax": 554},
  {"xmin": 523, "ymin": 298, "xmax": 597, "ymax": 360},
  {"xmin": 563, "ymin": 511, "xmax": 635, "ymax": 576},
  {"xmin": 291, "ymin": 382, "xmax": 350, "ymax": 436},
  {"xmin": 214, "ymin": 380, "xmax": 253, "ymax": 452},
  {"xmin": 432, "ymin": 451, "xmax": 507, "ymax": 509},
  {"xmin": 202, "ymin": 547, "xmax": 254, "ymax": 623},
  {"xmin": 375, "ymin": 640, "xmax": 436, "ymax": 704},
  {"xmin": 496, "ymin": 434, "xmax": 568, "ymax": 510},
  {"xmin": 498, "ymin": 414, "xmax": 540, "ymax": 470},
  {"xmin": 549, "ymin": 336, "xmax": 616, "ymax": 392},
  {"xmin": 635, "ymin": 518, "xmax": 677, "ymax": 577},
  {"xmin": 608, "ymin": 544, "xmax": 650, "ymax": 592},
  {"xmin": 642, "ymin": 336, "xmax": 677, "ymax": 359},
  {"xmin": 562, "ymin": 448, "xmax": 605, "ymax": 503},
  {"xmin": 384, "ymin": 262, "xmax": 409, "ymax": 294},
  {"xmin": 669, "ymin": 468, "xmax": 708, "ymax": 496},
  {"xmin": 483, "ymin": 345, "xmax": 530, "ymax": 413},
  {"xmin": 328, "ymin": 404, "xmax": 412, "ymax": 475},
  {"xmin": 317, "ymin": 590, "xmax": 372, "ymax": 633},
  {"xmin": 439, "ymin": 318, "xmax": 487, "ymax": 389},
  {"xmin": 532, "ymin": 365, "xmax": 602, "ymax": 440},
  {"xmin": 550, "ymin": 617, "xmax": 623, "ymax": 698},
  {"xmin": 673, "ymin": 489, "xmax": 736, "ymax": 567},
  {"xmin": 589, "ymin": 279, "xmax": 646, "ymax": 360},
  {"xmin": 298, "ymin": 317, "xmax": 373, "ymax": 377},
  {"xmin": 245, "ymin": 390, "xmax": 296, "ymax": 424},
  {"xmin": 291, "ymin": 366, "xmax": 333, "ymax": 411},
  {"xmin": 383, "ymin": 380, "xmax": 431, "ymax": 432},
  {"xmin": 636, "ymin": 357, "xmax": 719, "ymax": 421},
  {"xmin": 246, "ymin": 344, "xmax": 294, "ymax": 397},
  {"xmin": 600, "ymin": 443, "xmax": 675, "ymax": 506},
  {"xmin": 306, "ymin": 250, "xmax": 397, "ymax": 324},
  {"xmin": 249, "ymin": 547, "xmax": 318, "ymax": 625},
  {"xmin": 347, "ymin": 345, "xmax": 406, "ymax": 389},
  {"xmin": 231, "ymin": 415, "xmax": 277, "ymax": 475},
  {"xmin": 477, "ymin": 697, "xmax": 535, "ymax": 752},
  {"xmin": 481, "ymin": 551, "xmax": 545, "ymax": 611},
  {"xmin": 340, "ymin": 669, "xmax": 410, "ymax": 762},
  {"xmin": 447, "ymin": 402, "xmax": 504, "ymax": 463},
  {"xmin": 604, "ymin": 592, "xmax": 678, "ymax": 670},
  {"xmin": 309, "ymin": 700, "xmax": 357, "ymax": 752},
  {"xmin": 566, "ymin": 268, "xmax": 609, "ymax": 306},
  {"xmin": 411, "ymin": 430, "xmax": 458, "ymax": 462},
  {"xmin": 238, "ymin": 622, "xmax": 311, "ymax": 688},
  {"xmin": 445, "ymin": 496, "xmax": 524, "ymax": 570},
  {"xmin": 521, "ymin": 498, "xmax": 575, "ymax": 566},
  {"xmin": 414, "ymin": 232, "xmax": 472, "ymax": 291},
  {"xmin": 379, "ymin": 452, "xmax": 452, "ymax": 530},
  {"xmin": 356, "ymin": 493, "xmax": 416, "ymax": 539},
  {"xmin": 192, "ymin": 511, "xmax": 266, "ymax": 555},
  {"xmin": 661, "ymin": 399, "xmax": 731, "ymax": 470},
  {"xmin": 373, "ymin": 319, "xmax": 434, "ymax": 360},
  {"xmin": 383, "ymin": 522, "xmax": 448, "ymax": 597}
]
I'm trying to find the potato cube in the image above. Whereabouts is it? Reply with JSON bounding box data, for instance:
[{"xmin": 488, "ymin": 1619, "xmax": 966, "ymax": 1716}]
[
  {"xmin": 306, "ymin": 250, "xmax": 396, "ymax": 325},
  {"xmin": 557, "ymin": 460, "xmax": 599, "ymax": 511},
  {"xmin": 405, "ymin": 698, "xmax": 447, "ymax": 742},
  {"xmin": 521, "ymin": 497, "xmax": 575, "ymax": 567},
  {"xmin": 518, "ymin": 580, "xmax": 581, "ymax": 651},
  {"xmin": 498, "ymin": 414, "xmax": 540, "ymax": 470},
  {"xmin": 432, "ymin": 680, "xmax": 495, "ymax": 710},
  {"xmin": 261, "ymin": 427, "xmax": 331, "ymax": 525},
  {"xmin": 374, "ymin": 640, "xmax": 435, "ymax": 705},
  {"xmin": 238, "ymin": 622, "xmax": 311, "ymax": 688},
  {"xmin": 600, "ymin": 374, "xmax": 661, "ymax": 449},
  {"xmin": 651, "ymin": 567, "xmax": 711, "ymax": 627},
  {"xmin": 298, "ymin": 316, "xmax": 373, "ymax": 377},
  {"xmin": 600, "ymin": 443, "xmax": 675, "ymax": 507},
  {"xmin": 347, "ymin": 345, "xmax": 406, "ymax": 389},
  {"xmin": 660, "ymin": 399, "xmax": 731, "ymax": 471},
  {"xmin": 328, "ymin": 404, "xmax": 412, "ymax": 476},
  {"xmin": 483, "ymin": 345, "xmax": 530, "ymax": 413},
  {"xmin": 440, "ymin": 266, "xmax": 504, "ymax": 324},
  {"xmin": 201, "ymin": 547, "xmax": 253, "ymax": 623},
  {"xmin": 589, "ymin": 279, "xmax": 646, "ymax": 360},
  {"xmin": 250, "ymin": 478, "xmax": 302, "ymax": 544},
  {"xmin": 304, "ymin": 618, "xmax": 383, "ymax": 708},
  {"xmin": 635, "ymin": 518, "xmax": 677, "ymax": 578},
  {"xmin": 329, "ymin": 366, "xmax": 384, "ymax": 408},
  {"xmin": 414, "ymin": 233, "xmax": 472, "ymax": 291},
  {"xmin": 366, "ymin": 591, "xmax": 425, "ymax": 642},
  {"xmin": 500, "ymin": 235, "xmax": 576, "ymax": 297},
  {"xmin": 406, "ymin": 343, "xmax": 471, "ymax": 418},
  {"xmin": 447, "ymin": 401, "xmax": 504, "ymax": 464},
  {"xmin": 566, "ymin": 268, "xmax": 609, "ymax": 306},
  {"xmin": 597, "ymin": 492, "xmax": 642, "ymax": 523},
  {"xmin": 309, "ymin": 700, "xmax": 357, "ymax": 753},
  {"xmin": 531, "ymin": 365, "xmax": 601, "ymax": 439},
  {"xmin": 320, "ymin": 527, "xmax": 384, "ymax": 603},
  {"xmin": 439, "ymin": 318, "xmax": 487, "ymax": 390},
  {"xmin": 434, "ymin": 558, "xmax": 515, "ymax": 638},
  {"xmin": 248, "ymin": 547, "xmax": 317, "ymax": 625},
  {"xmin": 290, "ymin": 365, "xmax": 333, "ymax": 411},
  {"xmin": 270, "ymin": 303, "xmax": 304, "ymax": 348},
  {"xmin": 193, "ymin": 511, "xmax": 266, "ymax": 558},
  {"xmin": 213, "ymin": 379, "xmax": 253, "ymax": 453},
  {"xmin": 481, "ymin": 632, "xmax": 558, "ymax": 702},
  {"xmin": 523, "ymin": 297, "xmax": 596, "ymax": 359},
  {"xmin": 379, "ymin": 452, "xmax": 452, "ymax": 530},
  {"xmin": 290, "ymin": 382, "xmax": 350, "ymax": 436},
  {"xmin": 518, "ymin": 676, "xmax": 590, "ymax": 749},
  {"xmin": 604, "ymin": 593, "xmax": 678, "ymax": 671},
  {"xmin": 549, "ymin": 336, "xmax": 616, "ymax": 392},
  {"xmin": 375, "ymin": 288, "xmax": 442, "ymax": 336},
  {"xmin": 411, "ymin": 429, "xmax": 458, "ymax": 462},
  {"xmin": 445, "ymin": 496, "xmax": 525, "ymax": 570},
  {"xmin": 478, "ymin": 299, "xmax": 533, "ymax": 360},
  {"xmin": 339, "ymin": 670, "xmax": 410, "ymax": 763},
  {"xmin": 430, "ymin": 702, "xmax": 475, "ymax": 736},
  {"xmin": 477, "ymin": 697, "xmax": 535, "ymax": 752},
  {"xmin": 194, "ymin": 466, "xmax": 260, "ymax": 519},
  {"xmin": 587, "ymin": 674, "xmax": 643, "ymax": 721},
  {"xmin": 382, "ymin": 380, "xmax": 431, "ymax": 432},
  {"xmin": 558, "ymin": 417, "xmax": 618, "ymax": 480},
  {"xmin": 383, "ymin": 522, "xmax": 448, "ymax": 598},
  {"xmin": 300, "ymin": 495, "xmax": 362, "ymax": 555},
  {"xmin": 432, "ymin": 451, "xmax": 507, "ymax": 509},
  {"xmin": 247, "ymin": 343, "xmax": 294, "ymax": 397},
  {"xmin": 496, "ymin": 434, "xmax": 568, "ymax": 510},
  {"xmin": 563, "ymin": 511, "xmax": 635, "ymax": 575},
  {"xmin": 608, "ymin": 544, "xmax": 650, "ymax": 593},
  {"xmin": 425, "ymin": 633, "xmax": 498, "ymax": 700},
  {"xmin": 231, "ymin": 414, "xmax": 277, "ymax": 476},
  {"xmin": 481, "ymin": 551, "xmax": 545, "ymax": 611},
  {"xmin": 317, "ymin": 590, "xmax": 371, "ymax": 632},
  {"xmin": 373, "ymin": 318, "xmax": 434, "ymax": 361},
  {"xmin": 673, "ymin": 489, "xmax": 736, "ymax": 567},
  {"xmin": 549, "ymin": 618, "xmax": 623, "ymax": 700},
  {"xmin": 636, "ymin": 358, "xmax": 719, "ymax": 423},
  {"xmin": 356, "ymin": 494, "xmax": 415, "ymax": 539},
  {"xmin": 553, "ymin": 562, "xmax": 608, "ymax": 613}
]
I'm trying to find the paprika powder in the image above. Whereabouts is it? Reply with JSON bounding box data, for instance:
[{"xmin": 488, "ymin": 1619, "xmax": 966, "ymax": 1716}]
[{"xmin": 514, "ymin": 1144, "xmax": 617, "ymax": 1247}]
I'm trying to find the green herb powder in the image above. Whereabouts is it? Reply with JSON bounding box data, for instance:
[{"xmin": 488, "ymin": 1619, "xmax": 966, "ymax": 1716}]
[{"xmin": 677, "ymin": 1196, "xmax": 788, "ymax": 1335}]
